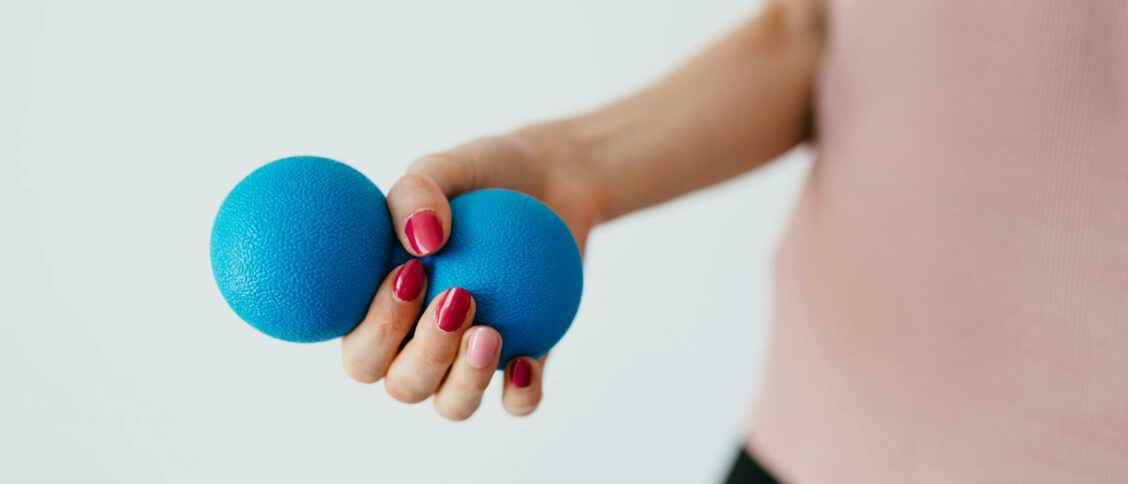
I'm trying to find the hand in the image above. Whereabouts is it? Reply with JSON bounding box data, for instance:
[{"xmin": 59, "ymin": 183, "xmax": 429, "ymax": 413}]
[
  {"xmin": 340, "ymin": 129, "xmax": 600, "ymax": 420},
  {"xmin": 336, "ymin": 0, "xmax": 821, "ymax": 419}
]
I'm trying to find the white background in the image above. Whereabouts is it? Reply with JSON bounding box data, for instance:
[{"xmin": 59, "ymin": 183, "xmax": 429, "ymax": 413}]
[{"xmin": 1, "ymin": 1, "xmax": 811, "ymax": 482}]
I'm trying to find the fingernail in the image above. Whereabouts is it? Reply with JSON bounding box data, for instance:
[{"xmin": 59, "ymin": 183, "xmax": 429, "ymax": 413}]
[
  {"xmin": 436, "ymin": 287, "xmax": 471, "ymax": 333},
  {"xmin": 467, "ymin": 328, "xmax": 498, "ymax": 369},
  {"xmin": 392, "ymin": 259, "xmax": 425, "ymax": 301},
  {"xmin": 510, "ymin": 358, "xmax": 533, "ymax": 388},
  {"xmin": 404, "ymin": 209, "xmax": 443, "ymax": 256}
]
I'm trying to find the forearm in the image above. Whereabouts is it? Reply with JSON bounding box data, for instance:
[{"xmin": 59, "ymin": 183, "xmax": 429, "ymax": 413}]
[{"xmin": 520, "ymin": 0, "xmax": 823, "ymax": 222}]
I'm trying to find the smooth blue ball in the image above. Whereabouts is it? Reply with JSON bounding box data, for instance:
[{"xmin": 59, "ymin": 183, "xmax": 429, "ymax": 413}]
[
  {"xmin": 210, "ymin": 156, "xmax": 394, "ymax": 342},
  {"xmin": 424, "ymin": 189, "xmax": 583, "ymax": 366}
]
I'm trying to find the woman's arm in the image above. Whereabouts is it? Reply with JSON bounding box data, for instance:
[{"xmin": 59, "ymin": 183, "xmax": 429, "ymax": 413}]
[
  {"xmin": 520, "ymin": 0, "xmax": 824, "ymax": 222},
  {"xmin": 341, "ymin": 0, "xmax": 825, "ymax": 420}
]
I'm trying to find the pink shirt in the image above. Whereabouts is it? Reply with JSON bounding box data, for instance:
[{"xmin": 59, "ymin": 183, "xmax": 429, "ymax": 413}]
[{"xmin": 747, "ymin": 1, "xmax": 1128, "ymax": 482}]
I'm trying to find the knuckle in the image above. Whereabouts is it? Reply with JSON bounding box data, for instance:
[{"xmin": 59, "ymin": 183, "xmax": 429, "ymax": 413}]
[
  {"xmin": 448, "ymin": 375, "xmax": 484, "ymax": 396},
  {"xmin": 506, "ymin": 403, "xmax": 538, "ymax": 417},
  {"xmin": 434, "ymin": 394, "xmax": 481, "ymax": 422},
  {"xmin": 342, "ymin": 357, "xmax": 382, "ymax": 384},
  {"xmin": 418, "ymin": 343, "xmax": 456, "ymax": 368},
  {"xmin": 393, "ymin": 172, "xmax": 434, "ymax": 193},
  {"xmin": 408, "ymin": 153, "xmax": 458, "ymax": 174},
  {"xmin": 506, "ymin": 393, "xmax": 542, "ymax": 417},
  {"xmin": 435, "ymin": 403, "xmax": 472, "ymax": 422},
  {"xmin": 384, "ymin": 376, "xmax": 428, "ymax": 404},
  {"xmin": 409, "ymin": 152, "xmax": 476, "ymax": 192},
  {"xmin": 363, "ymin": 315, "xmax": 401, "ymax": 344}
]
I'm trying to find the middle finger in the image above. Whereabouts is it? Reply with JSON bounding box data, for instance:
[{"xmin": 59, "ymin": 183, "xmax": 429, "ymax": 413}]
[{"xmin": 385, "ymin": 287, "xmax": 476, "ymax": 403}]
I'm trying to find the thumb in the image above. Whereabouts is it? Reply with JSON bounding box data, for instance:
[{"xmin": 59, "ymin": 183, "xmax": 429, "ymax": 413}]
[
  {"xmin": 386, "ymin": 172, "xmax": 451, "ymax": 257},
  {"xmin": 388, "ymin": 136, "xmax": 541, "ymax": 257}
]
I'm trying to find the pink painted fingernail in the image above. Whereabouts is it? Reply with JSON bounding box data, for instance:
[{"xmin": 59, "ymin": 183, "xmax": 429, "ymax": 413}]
[
  {"xmin": 467, "ymin": 328, "xmax": 498, "ymax": 369},
  {"xmin": 510, "ymin": 358, "xmax": 533, "ymax": 388},
  {"xmin": 392, "ymin": 259, "xmax": 425, "ymax": 301},
  {"xmin": 404, "ymin": 209, "xmax": 443, "ymax": 256},
  {"xmin": 435, "ymin": 287, "xmax": 471, "ymax": 333}
]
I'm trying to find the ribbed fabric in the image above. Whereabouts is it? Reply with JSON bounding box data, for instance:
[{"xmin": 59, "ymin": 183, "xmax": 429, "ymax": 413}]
[{"xmin": 747, "ymin": 2, "xmax": 1128, "ymax": 482}]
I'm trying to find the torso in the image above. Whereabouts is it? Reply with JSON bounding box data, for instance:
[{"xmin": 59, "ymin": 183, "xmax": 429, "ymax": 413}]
[{"xmin": 749, "ymin": 1, "xmax": 1128, "ymax": 482}]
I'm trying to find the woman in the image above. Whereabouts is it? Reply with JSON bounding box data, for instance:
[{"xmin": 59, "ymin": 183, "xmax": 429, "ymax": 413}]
[{"xmin": 339, "ymin": 0, "xmax": 1128, "ymax": 481}]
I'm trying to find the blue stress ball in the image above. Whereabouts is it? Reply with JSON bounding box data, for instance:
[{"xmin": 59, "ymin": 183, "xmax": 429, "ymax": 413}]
[
  {"xmin": 424, "ymin": 190, "xmax": 583, "ymax": 365},
  {"xmin": 210, "ymin": 156, "xmax": 395, "ymax": 342},
  {"xmin": 211, "ymin": 156, "xmax": 583, "ymax": 366}
]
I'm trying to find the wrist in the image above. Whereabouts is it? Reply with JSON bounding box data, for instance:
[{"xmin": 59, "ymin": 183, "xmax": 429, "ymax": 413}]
[{"xmin": 511, "ymin": 120, "xmax": 611, "ymax": 226}]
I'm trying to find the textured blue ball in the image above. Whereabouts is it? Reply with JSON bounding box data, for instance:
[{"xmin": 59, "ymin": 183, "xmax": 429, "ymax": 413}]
[
  {"xmin": 424, "ymin": 190, "xmax": 583, "ymax": 365},
  {"xmin": 210, "ymin": 156, "xmax": 394, "ymax": 342}
]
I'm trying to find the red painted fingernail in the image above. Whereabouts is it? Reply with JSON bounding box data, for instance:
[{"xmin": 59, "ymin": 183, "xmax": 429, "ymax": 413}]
[
  {"xmin": 435, "ymin": 287, "xmax": 471, "ymax": 333},
  {"xmin": 392, "ymin": 259, "xmax": 424, "ymax": 301},
  {"xmin": 510, "ymin": 359, "xmax": 533, "ymax": 388},
  {"xmin": 404, "ymin": 210, "xmax": 443, "ymax": 256}
]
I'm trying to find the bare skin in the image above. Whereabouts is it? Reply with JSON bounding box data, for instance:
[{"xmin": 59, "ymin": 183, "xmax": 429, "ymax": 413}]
[{"xmin": 340, "ymin": 0, "xmax": 824, "ymax": 420}]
